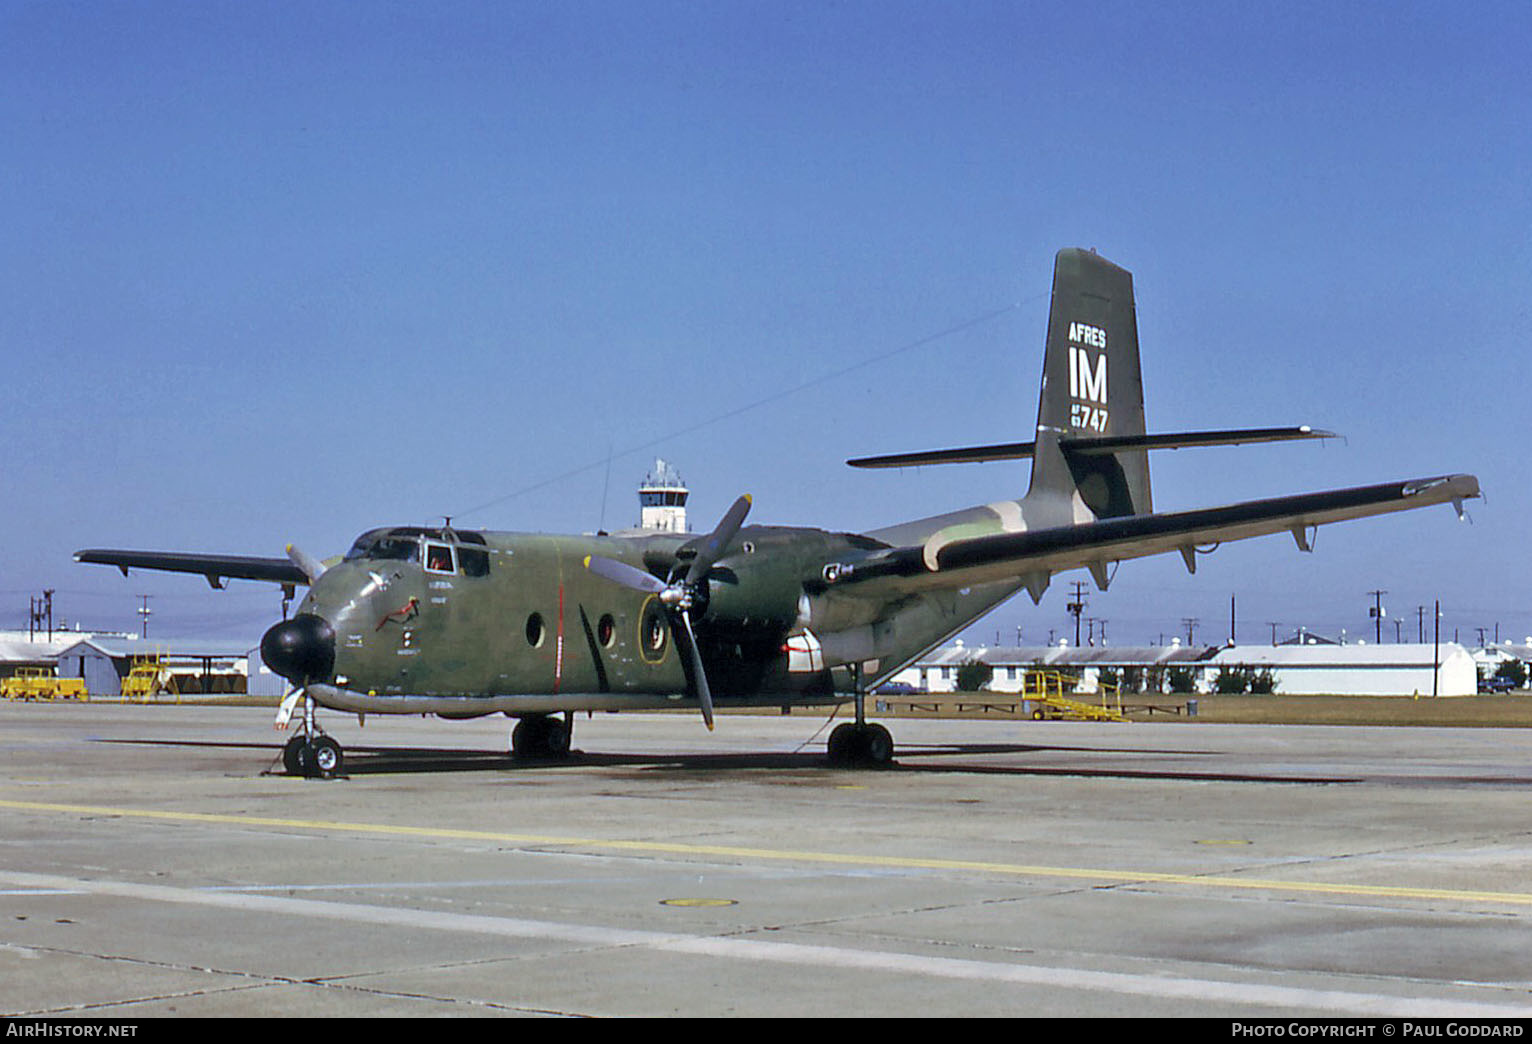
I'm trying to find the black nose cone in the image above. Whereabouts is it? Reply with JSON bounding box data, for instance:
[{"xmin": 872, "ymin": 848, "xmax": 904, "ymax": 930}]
[{"xmin": 261, "ymin": 613, "xmax": 335, "ymax": 684}]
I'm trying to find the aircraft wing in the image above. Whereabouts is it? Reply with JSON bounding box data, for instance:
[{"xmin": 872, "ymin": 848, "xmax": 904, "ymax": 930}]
[
  {"xmin": 826, "ymin": 474, "xmax": 1480, "ymax": 595},
  {"xmin": 74, "ymin": 549, "xmax": 309, "ymax": 589}
]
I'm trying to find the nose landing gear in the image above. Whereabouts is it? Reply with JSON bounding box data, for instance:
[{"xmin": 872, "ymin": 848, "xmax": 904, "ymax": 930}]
[{"xmin": 275, "ymin": 686, "xmax": 345, "ymax": 779}]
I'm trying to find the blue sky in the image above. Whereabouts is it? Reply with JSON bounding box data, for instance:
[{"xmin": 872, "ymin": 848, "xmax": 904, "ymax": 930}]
[{"xmin": 2, "ymin": 1, "xmax": 1528, "ymax": 649}]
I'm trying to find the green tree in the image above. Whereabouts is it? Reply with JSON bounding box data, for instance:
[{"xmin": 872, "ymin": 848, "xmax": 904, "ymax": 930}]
[
  {"xmin": 1213, "ymin": 667, "xmax": 1252, "ymax": 694},
  {"xmin": 954, "ymin": 658, "xmax": 994, "ymax": 692}
]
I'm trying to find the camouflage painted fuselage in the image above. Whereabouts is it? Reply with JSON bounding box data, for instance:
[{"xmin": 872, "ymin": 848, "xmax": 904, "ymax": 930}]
[{"xmin": 300, "ymin": 522, "xmax": 1021, "ymax": 718}]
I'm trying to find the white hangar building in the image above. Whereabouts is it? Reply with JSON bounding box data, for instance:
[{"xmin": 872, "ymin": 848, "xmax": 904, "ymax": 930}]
[
  {"xmin": 898, "ymin": 640, "xmax": 1479, "ymax": 697},
  {"xmin": 1207, "ymin": 643, "xmax": 1478, "ymax": 697}
]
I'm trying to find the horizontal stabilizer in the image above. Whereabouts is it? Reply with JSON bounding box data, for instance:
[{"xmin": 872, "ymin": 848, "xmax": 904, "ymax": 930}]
[
  {"xmin": 846, "ymin": 427, "xmax": 1333, "ymax": 469},
  {"xmin": 75, "ymin": 549, "xmax": 309, "ymax": 589},
  {"xmin": 847, "ymin": 441, "xmax": 1037, "ymax": 469}
]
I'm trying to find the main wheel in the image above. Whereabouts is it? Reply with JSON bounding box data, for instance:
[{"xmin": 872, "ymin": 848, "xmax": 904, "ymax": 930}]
[
  {"xmin": 827, "ymin": 722, "xmax": 861, "ymax": 766},
  {"xmin": 862, "ymin": 723, "xmax": 894, "ymax": 766},
  {"xmin": 512, "ymin": 715, "xmax": 573, "ymax": 759},
  {"xmin": 827, "ymin": 723, "xmax": 895, "ymax": 767}
]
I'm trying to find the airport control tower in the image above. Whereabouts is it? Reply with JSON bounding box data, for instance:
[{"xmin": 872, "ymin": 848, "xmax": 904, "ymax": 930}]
[{"xmin": 638, "ymin": 459, "xmax": 689, "ymax": 533}]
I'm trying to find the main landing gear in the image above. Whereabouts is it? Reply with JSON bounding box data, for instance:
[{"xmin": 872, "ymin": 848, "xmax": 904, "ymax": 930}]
[
  {"xmin": 511, "ymin": 713, "xmax": 573, "ymax": 759},
  {"xmin": 826, "ymin": 667, "xmax": 895, "ymax": 768}
]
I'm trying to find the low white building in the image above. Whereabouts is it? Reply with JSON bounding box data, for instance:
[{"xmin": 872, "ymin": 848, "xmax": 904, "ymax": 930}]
[
  {"xmin": 890, "ymin": 643, "xmax": 1214, "ymax": 695},
  {"xmin": 896, "ymin": 640, "xmax": 1481, "ymax": 697},
  {"xmin": 1204, "ymin": 642, "xmax": 1476, "ymax": 696}
]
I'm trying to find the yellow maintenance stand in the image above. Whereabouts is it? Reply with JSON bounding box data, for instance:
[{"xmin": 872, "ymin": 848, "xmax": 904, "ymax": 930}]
[
  {"xmin": 1023, "ymin": 669, "xmax": 1128, "ymax": 722},
  {"xmin": 120, "ymin": 655, "xmax": 179, "ymax": 702},
  {"xmin": 2, "ymin": 666, "xmax": 88, "ymax": 701}
]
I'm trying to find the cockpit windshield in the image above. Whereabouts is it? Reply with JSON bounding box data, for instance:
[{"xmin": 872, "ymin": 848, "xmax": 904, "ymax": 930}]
[{"xmin": 343, "ymin": 530, "xmax": 421, "ymax": 564}]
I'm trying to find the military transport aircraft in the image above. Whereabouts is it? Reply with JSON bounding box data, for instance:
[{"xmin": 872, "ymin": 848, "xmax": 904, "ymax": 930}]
[{"xmin": 76, "ymin": 249, "xmax": 1479, "ymax": 776}]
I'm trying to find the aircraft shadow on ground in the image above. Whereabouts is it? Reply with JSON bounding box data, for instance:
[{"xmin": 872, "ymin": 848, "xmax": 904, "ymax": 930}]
[{"xmin": 93, "ymin": 736, "xmax": 1357, "ymax": 784}]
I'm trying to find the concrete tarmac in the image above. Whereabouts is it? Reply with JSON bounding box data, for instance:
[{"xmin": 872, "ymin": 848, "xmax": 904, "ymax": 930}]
[{"xmin": 2, "ymin": 702, "xmax": 1532, "ymax": 1018}]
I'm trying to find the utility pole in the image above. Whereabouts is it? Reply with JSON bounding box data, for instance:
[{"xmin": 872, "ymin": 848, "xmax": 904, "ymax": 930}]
[
  {"xmin": 1267, "ymin": 621, "xmax": 1280, "ymax": 646},
  {"xmin": 1067, "ymin": 581, "xmax": 1087, "ymax": 647},
  {"xmin": 28, "ymin": 590, "xmax": 55, "ymax": 641},
  {"xmin": 1368, "ymin": 590, "xmax": 1387, "ymax": 644},
  {"xmin": 1417, "ymin": 605, "xmax": 1426, "ymax": 644},
  {"xmin": 1433, "ymin": 599, "xmax": 1440, "ymax": 698},
  {"xmin": 1182, "ymin": 617, "xmax": 1199, "ymax": 646}
]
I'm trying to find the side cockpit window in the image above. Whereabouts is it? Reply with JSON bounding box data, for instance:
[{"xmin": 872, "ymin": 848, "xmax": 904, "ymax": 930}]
[
  {"xmin": 424, "ymin": 543, "xmax": 456, "ymax": 574},
  {"xmin": 457, "ymin": 532, "xmax": 490, "ymax": 577}
]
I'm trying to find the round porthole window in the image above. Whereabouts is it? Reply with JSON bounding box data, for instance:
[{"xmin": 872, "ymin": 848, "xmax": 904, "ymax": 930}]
[
  {"xmin": 597, "ymin": 613, "xmax": 616, "ymax": 649},
  {"xmin": 638, "ymin": 599, "xmax": 668, "ymax": 662},
  {"xmin": 526, "ymin": 612, "xmax": 546, "ymax": 648}
]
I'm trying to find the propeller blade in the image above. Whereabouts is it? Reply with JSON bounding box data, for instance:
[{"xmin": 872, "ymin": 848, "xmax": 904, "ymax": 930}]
[
  {"xmin": 286, "ymin": 543, "xmax": 326, "ymax": 583},
  {"xmin": 583, "ymin": 554, "xmax": 667, "ymax": 594},
  {"xmin": 684, "ymin": 493, "xmax": 752, "ymax": 585},
  {"xmin": 676, "ymin": 610, "xmax": 714, "ymax": 731}
]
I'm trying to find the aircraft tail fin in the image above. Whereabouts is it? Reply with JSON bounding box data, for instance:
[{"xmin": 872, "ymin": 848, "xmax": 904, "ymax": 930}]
[{"xmin": 1028, "ymin": 248, "xmax": 1151, "ymax": 518}]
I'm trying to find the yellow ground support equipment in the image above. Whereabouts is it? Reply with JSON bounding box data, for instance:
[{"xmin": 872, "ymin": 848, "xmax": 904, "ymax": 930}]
[
  {"xmin": 2, "ymin": 666, "xmax": 88, "ymax": 701},
  {"xmin": 1022, "ymin": 669, "xmax": 1128, "ymax": 722},
  {"xmin": 120, "ymin": 655, "xmax": 179, "ymax": 702}
]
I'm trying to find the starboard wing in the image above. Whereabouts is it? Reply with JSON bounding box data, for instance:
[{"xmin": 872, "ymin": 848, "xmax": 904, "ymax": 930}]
[{"xmin": 822, "ymin": 474, "xmax": 1479, "ymax": 597}]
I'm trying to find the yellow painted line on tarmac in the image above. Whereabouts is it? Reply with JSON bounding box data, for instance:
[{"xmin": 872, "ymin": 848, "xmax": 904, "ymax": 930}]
[{"xmin": 3, "ymin": 797, "xmax": 1531, "ymax": 908}]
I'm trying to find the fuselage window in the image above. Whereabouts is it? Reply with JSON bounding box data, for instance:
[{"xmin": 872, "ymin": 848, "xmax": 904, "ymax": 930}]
[{"xmin": 425, "ymin": 543, "xmax": 455, "ymax": 574}]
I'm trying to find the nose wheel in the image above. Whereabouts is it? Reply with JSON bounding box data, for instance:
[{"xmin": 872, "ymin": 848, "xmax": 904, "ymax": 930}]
[
  {"xmin": 275, "ymin": 685, "xmax": 345, "ymax": 778},
  {"xmin": 282, "ymin": 732, "xmax": 345, "ymax": 778}
]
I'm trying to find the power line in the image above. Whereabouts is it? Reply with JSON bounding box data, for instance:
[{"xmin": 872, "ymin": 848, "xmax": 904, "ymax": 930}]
[{"xmin": 453, "ymin": 299, "xmax": 1033, "ymax": 521}]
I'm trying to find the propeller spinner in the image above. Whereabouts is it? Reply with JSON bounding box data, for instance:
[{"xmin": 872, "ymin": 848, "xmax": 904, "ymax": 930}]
[{"xmin": 584, "ymin": 493, "xmax": 751, "ymax": 730}]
